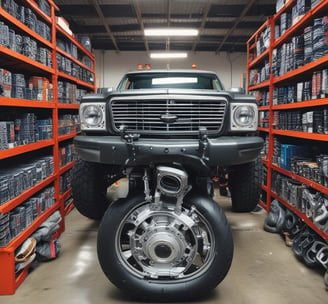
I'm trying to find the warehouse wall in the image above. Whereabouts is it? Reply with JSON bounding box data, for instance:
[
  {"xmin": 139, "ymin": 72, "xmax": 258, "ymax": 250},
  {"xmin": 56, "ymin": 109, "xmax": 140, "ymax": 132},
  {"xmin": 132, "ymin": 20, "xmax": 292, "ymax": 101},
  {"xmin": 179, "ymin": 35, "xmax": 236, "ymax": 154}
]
[{"xmin": 94, "ymin": 50, "xmax": 247, "ymax": 90}]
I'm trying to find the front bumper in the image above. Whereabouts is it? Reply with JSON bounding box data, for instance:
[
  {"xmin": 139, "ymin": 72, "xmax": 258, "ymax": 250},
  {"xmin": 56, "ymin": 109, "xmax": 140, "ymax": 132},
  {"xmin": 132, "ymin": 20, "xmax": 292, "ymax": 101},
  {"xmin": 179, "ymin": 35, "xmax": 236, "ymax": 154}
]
[{"xmin": 74, "ymin": 135, "xmax": 263, "ymax": 168}]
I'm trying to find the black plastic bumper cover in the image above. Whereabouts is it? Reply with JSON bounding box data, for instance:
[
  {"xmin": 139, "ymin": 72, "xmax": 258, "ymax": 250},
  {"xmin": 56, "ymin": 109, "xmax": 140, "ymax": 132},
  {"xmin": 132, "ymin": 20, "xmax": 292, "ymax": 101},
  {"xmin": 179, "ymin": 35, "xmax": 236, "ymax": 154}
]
[{"xmin": 74, "ymin": 135, "xmax": 263, "ymax": 168}]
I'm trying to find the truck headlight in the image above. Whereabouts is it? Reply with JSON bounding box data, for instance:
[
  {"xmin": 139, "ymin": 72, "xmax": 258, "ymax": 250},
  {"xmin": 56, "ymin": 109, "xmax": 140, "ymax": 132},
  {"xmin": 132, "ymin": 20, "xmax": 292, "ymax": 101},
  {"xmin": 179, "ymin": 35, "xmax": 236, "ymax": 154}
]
[
  {"xmin": 230, "ymin": 103, "xmax": 257, "ymax": 131},
  {"xmin": 80, "ymin": 103, "xmax": 106, "ymax": 130}
]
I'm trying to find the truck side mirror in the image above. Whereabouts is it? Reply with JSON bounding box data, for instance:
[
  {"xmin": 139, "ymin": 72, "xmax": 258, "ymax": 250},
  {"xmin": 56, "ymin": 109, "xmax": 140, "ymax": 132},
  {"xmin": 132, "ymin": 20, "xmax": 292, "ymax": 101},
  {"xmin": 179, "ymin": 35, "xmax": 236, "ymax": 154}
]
[
  {"xmin": 97, "ymin": 87, "xmax": 113, "ymax": 94},
  {"xmin": 229, "ymin": 87, "xmax": 245, "ymax": 94}
]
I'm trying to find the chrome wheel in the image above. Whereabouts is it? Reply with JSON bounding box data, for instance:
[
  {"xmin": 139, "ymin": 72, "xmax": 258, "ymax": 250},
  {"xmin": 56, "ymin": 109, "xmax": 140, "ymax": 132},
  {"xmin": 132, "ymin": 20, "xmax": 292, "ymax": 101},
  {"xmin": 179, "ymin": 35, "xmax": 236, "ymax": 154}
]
[
  {"xmin": 97, "ymin": 192, "xmax": 233, "ymax": 301},
  {"xmin": 116, "ymin": 202, "xmax": 213, "ymax": 280}
]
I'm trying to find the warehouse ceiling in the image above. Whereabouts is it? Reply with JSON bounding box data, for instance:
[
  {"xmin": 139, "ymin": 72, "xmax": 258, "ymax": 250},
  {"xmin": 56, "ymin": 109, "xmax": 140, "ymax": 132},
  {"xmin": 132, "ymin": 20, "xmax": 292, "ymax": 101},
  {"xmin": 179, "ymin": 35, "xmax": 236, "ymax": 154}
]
[{"xmin": 54, "ymin": 0, "xmax": 276, "ymax": 53}]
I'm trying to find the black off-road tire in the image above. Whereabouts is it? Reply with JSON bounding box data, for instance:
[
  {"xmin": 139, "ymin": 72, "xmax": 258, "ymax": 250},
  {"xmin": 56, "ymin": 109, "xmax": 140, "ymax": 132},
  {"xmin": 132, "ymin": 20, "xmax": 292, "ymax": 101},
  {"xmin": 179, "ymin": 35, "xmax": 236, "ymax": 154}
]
[
  {"xmin": 229, "ymin": 156, "xmax": 263, "ymax": 212},
  {"xmin": 71, "ymin": 159, "xmax": 110, "ymax": 220},
  {"xmin": 97, "ymin": 192, "xmax": 233, "ymax": 301}
]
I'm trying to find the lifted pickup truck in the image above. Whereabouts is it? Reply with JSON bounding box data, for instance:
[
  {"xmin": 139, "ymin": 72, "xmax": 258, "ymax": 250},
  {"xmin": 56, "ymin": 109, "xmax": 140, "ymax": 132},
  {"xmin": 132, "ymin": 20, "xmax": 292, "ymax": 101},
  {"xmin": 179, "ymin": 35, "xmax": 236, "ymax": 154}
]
[{"xmin": 72, "ymin": 69, "xmax": 263, "ymax": 301}]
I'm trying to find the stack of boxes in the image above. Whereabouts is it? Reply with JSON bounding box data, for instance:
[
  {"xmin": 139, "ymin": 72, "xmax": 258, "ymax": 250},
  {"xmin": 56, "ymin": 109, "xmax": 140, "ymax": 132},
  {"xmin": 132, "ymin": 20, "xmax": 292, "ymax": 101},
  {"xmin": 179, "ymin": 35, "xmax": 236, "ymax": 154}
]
[
  {"xmin": 256, "ymin": 25, "xmax": 271, "ymax": 56},
  {"xmin": 0, "ymin": 156, "xmax": 54, "ymax": 207},
  {"xmin": 0, "ymin": 112, "xmax": 53, "ymax": 151},
  {"xmin": 0, "ymin": 22, "xmax": 51, "ymax": 66},
  {"xmin": 59, "ymin": 170, "xmax": 72, "ymax": 194},
  {"xmin": 273, "ymin": 69, "xmax": 328, "ymax": 105},
  {"xmin": 0, "ymin": 120, "xmax": 14, "ymax": 150},
  {"xmin": 56, "ymin": 53, "xmax": 94, "ymax": 84},
  {"xmin": 57, "ymin": 81, "xmax": 88, "ymax": 104},
  {"xmin": 272, "ymin": 139, "xmax": 328, "ymax": 188},
  {"xmin": 58, "ymin": 114, "xmax": 80, "ymax": 135},
  {"xmin": 0, "ymin": 68, "xmax": 12, "ymax": 97},
  {"xmin": 0, "ymin": 186, "xmax": 55, "ymax": 247},
  {"xmin": 28, "ymin": 76, "xmax": 52, "ymax": 101},
  {"xmin": 0, "ymin": 69, "xmax": 52, "ymax": 101},
  {"xmin": 37, "ymin": 0, "xmax": 50, "ymax": 16},
  {"xmin": 274, "ymin": 108, "xmax": 328, "ymax": 134},
  {"xmin": 273, "ymin": 16, "xmax": 328, "ymax": 77},
  {"xmin": 1, "ymin": 1, "xmax": 51, "ymax": 41},
  {"xmin": 58, "ymin": 143, "xmax": 75, "ymax": 168}
]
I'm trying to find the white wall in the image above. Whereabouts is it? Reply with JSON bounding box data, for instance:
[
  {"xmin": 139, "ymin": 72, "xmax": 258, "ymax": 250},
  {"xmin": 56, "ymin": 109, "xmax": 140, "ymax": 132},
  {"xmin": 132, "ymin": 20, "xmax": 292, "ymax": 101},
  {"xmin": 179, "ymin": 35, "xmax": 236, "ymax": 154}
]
[{"xmin": 94, "ymin": 50, "xmax": 247, "ymax": 90}]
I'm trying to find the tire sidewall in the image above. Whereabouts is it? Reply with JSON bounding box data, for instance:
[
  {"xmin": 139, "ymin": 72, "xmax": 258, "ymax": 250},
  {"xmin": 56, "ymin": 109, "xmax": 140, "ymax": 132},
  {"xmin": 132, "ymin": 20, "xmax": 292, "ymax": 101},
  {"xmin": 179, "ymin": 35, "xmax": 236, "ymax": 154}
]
[
  {"xmin": 97, "ymin": 192, "xmax": 233, "ymax": 301},
  {"xmin": 72, "ymin": 160, "xmax": 109, "ymax": 219},
  {"xmin": 229, "ymin": 156, "xmax": 263, "ymax": 212}
]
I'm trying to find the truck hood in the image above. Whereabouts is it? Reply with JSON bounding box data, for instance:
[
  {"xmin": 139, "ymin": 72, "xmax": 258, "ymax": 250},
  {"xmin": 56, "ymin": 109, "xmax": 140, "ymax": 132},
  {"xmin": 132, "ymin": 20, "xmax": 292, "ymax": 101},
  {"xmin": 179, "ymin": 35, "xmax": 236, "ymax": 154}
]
[{"xmin": 82, "ymin": 88, "xmax": 255, "ymax": 103}]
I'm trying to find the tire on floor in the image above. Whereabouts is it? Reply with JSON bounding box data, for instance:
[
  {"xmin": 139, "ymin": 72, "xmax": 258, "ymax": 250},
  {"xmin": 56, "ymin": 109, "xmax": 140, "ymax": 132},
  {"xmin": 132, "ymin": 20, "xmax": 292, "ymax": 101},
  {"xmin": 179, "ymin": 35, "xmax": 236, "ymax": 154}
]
[{"xmin": 229, "ymin": 156, "xmax": 263, "ymax": 212}]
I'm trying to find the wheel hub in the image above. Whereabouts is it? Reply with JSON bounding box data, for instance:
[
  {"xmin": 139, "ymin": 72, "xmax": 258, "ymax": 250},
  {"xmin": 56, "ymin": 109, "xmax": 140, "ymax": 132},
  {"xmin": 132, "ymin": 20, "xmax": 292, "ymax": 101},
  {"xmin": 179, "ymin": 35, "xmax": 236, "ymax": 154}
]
[
  {"xmin": 116, "ymin": 202, "xmax": 214, "ymax": 279},
  {"xmin": 142, "ymin": 227, "xmax": 187, "ymax": 264},
  {"xmin": 155, "ymin": 244, "xmax": 171, "ymax": 259}
]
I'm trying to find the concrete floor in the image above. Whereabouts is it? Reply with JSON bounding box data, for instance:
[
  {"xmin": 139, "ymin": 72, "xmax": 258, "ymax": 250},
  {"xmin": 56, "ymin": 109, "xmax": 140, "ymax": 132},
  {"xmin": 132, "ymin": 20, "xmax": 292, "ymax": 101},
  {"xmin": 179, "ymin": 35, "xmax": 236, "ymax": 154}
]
[{"xmin": 1, "ymin": 194, "xmax": 327, "ymax": 304}]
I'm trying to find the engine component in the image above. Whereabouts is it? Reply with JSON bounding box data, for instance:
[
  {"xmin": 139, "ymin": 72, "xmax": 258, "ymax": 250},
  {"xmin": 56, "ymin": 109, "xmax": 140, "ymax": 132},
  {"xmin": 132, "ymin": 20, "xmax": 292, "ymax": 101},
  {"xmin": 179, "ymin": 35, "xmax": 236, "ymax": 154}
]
[
  {"xmin": 303, "ymin": 240, "xmax": 325, "ymax": 268},
  {"xmin": 316, "ymin": 245, "xmax": 328, "ymax": 269},
  {"xmin": 264, "ymin": 200, "xmax": 286, "ymax": 233},
  {"xmin": 283, "ymin": 209, "xmax": 304, "ymax": 237}
]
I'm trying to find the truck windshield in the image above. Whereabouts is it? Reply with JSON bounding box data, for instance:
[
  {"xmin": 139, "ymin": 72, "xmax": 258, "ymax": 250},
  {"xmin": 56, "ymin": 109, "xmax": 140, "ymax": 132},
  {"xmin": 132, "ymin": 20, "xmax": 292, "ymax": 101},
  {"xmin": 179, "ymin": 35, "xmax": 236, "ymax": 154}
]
[{"xmin": 117, "ymin": 72, "xmax": 224, "ymax": 91}]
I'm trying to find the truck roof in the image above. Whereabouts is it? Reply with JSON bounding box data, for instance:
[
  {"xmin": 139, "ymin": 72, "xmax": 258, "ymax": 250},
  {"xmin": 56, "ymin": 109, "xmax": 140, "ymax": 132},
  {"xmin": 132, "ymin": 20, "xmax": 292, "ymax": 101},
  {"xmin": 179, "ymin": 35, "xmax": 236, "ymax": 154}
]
[{"xmin": 125, "ymin": 69, "xmax": 218, "ymax": 75}]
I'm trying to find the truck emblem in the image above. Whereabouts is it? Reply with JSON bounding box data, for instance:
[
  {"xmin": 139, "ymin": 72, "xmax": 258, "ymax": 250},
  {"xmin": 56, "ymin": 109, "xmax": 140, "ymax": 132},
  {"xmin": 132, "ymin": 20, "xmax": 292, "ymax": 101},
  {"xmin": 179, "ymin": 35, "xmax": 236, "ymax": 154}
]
[{"xmin": 160, "ymin": 113, "xmax": 178, "ymax": 123}]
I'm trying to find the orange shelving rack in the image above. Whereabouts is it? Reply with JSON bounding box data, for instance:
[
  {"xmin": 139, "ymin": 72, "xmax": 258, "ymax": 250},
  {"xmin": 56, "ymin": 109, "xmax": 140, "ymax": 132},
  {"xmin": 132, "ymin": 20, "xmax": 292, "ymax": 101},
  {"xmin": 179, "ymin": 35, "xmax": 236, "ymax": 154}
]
[
  {"xmin": 0, "ymin": 0, "xmax": 95, "ymax": 294},
  {"xmin": 247, "ymin": 0, "xmax": 328, "ymax": 241}
]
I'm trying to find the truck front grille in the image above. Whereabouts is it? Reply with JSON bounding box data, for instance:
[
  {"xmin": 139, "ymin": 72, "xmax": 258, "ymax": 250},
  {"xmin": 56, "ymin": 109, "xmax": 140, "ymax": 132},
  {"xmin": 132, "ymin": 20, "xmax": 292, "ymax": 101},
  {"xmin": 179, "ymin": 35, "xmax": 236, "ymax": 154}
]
[{"xmin": 110, "ymin": 95, "xmax": 227, "ymax": 135}]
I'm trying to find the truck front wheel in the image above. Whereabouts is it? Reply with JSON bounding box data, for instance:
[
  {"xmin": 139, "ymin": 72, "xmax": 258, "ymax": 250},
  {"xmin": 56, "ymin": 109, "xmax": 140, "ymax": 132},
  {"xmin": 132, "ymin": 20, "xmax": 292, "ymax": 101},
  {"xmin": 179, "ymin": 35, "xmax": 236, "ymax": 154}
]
[
  {"xmin": 71, "ymin": 159, "xmax": 110, "ymax": 220},
  {"xmin": 229, "ymin": 156, "xmax": 263, "ymax": 212},
  {"xmin": 97, "ymin": 192, "xmax": 233, "ymax": 301}
]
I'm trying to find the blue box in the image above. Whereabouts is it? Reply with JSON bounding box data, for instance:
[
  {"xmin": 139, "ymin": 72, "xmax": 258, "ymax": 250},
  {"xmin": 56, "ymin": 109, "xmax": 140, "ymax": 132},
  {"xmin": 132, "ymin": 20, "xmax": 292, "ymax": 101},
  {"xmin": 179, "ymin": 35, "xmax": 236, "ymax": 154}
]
[{"xmin": 280, "ymin": 144, "xmax": 308, "ymax": 170}]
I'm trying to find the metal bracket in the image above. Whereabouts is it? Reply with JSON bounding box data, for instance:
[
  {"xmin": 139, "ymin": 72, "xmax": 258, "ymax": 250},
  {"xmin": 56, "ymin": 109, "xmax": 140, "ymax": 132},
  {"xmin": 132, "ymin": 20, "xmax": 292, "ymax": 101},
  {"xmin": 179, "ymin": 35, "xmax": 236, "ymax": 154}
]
[
  {"xmin": 143, "ymin": 169, "xmax": 152, "ymax": 202},
  {"xmin": 120, "ymin": 126, "xmax": 140, "ymax": 162},
  {"xmin": 198, "ymin": 127, "xmax": 209, "ymax": 161}
]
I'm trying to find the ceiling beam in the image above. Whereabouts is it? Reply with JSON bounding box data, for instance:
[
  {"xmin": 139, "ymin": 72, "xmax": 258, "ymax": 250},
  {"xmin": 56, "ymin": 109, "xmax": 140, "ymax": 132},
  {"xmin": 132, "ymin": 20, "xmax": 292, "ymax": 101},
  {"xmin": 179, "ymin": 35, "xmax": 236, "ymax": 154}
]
[
  {"xmin": 167, "ymin": 0, "xmax": 171, "ymax": 26},
  {"xmin": 166, "ymin": 0, "xmax": 172, "ymax": 50},
  {"xmin": 90, "ymin": 0, "xmax": 120, "ymax": 52},
  {"xmin": 215, "ymin": 0, "xmax": 256, "ymax": 53},
  {"xmin": 133, "ymin": 0, "xmax": 149, "ymax": 52},
  {"xmin": 192, "ymin": 0, "xmax": 211, "ymax": 52}
]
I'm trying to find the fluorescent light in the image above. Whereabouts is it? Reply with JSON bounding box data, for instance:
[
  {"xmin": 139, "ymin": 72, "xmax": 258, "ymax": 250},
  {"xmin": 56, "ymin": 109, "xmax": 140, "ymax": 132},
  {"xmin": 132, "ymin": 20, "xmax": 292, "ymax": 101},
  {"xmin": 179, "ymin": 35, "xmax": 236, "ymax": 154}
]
[
  {"xmin": 145, "ymin": 28, "xmax": 199, "ymax": 36},
  {"xmin": 150, "ymin": 52, "xmax": 188, "ymax": 59},
  {"xmin": 153, "ymin": 77, "xmax": 197, "ymax": 85}
]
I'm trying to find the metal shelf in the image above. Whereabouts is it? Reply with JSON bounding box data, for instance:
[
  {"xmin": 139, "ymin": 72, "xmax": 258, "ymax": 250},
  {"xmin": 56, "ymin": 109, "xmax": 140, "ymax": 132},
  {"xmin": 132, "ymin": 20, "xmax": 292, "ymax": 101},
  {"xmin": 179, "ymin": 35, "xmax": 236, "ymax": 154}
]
[
  {"xmin": 246, "ymin": 0, "xmax": 328, "ymax": 244},
  {"xmin": 0, "ymin": 0, "xmax": 95, "ymax": 294}
]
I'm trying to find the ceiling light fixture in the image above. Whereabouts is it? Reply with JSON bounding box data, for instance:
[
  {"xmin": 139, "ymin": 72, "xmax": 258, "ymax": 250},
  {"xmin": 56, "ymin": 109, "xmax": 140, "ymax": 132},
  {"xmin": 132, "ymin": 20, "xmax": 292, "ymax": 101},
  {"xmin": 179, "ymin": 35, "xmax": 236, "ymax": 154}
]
[
  {"xmin": 150, "ymin": 52, "xmax": 188, "ymax": 59},
  {"xmin": 144, "ymin": 28, "xmax": 199, "ymax": 36}
]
